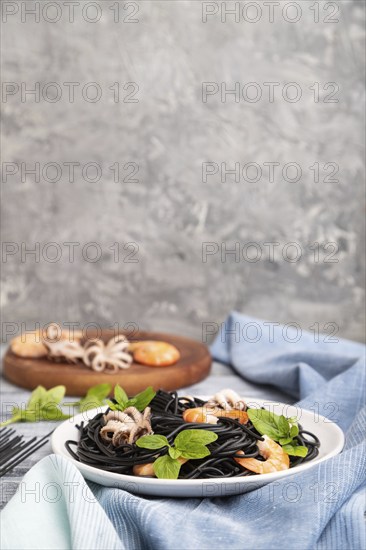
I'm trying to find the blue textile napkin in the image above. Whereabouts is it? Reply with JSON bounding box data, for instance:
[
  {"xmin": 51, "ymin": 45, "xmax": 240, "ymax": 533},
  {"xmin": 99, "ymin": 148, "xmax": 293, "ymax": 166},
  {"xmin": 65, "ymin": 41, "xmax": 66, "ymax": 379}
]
[{"xmin": 1, "ymin": 313, "xmax": 365, "ymax": 550}]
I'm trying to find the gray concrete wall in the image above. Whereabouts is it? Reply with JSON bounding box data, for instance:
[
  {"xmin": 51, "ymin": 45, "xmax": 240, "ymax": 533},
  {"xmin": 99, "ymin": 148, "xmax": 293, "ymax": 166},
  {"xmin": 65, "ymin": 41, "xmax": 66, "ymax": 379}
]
[{"xmin": 1, "ymin": 1, "xmax": 365, "ymax": 343}]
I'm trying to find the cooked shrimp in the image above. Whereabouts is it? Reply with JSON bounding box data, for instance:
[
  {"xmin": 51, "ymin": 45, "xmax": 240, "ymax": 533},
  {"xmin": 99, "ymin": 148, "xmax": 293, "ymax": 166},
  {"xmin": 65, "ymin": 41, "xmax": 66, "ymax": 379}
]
[
  {"xmin": 129, "ymin": 341, "xmax": 180, "ymax": 367},
  {"xmin": 183, "ymin": 407, "xmax": 219, "ymax": 424},
  {"xmin": 10, "ymin": 332, "xmax": 48, "ymax": 358},
  {"xmin": 183, "ymin": 406, "xmax": 248, "ymax": 425},
  {"xmin": 234, "ymin": 435, "xmax": 290, "ymax": 474}
]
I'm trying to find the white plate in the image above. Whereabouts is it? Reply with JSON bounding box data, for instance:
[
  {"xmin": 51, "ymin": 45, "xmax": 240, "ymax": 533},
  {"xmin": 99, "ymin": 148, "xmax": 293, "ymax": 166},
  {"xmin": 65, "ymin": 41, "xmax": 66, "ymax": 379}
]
[{"xmin": 51, "ymin": 398, "xmax": 344, "ymax": 497}]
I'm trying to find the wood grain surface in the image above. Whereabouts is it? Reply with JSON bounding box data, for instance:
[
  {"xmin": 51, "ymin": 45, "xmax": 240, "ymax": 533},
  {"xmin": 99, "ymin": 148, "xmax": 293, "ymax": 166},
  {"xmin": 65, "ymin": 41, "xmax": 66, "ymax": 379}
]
[{"xmin": 3, "ymin": 330, "xmax": 211, "ymax": 396}]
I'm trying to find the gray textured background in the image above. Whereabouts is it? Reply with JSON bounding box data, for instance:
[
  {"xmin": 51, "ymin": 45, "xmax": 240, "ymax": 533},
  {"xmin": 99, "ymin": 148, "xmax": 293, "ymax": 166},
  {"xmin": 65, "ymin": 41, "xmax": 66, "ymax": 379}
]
[{"xmin": 1, "ymin": 0, "xmax": 365, "ymax": 343}]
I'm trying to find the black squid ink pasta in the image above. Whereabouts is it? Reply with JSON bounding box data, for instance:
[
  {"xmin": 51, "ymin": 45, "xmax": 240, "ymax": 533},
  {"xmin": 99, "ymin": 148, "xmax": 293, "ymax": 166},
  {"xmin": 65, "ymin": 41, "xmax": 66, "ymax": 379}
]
[{"xmin": 65, "ymin": 389, "xmax": 321, "ymax": 479}]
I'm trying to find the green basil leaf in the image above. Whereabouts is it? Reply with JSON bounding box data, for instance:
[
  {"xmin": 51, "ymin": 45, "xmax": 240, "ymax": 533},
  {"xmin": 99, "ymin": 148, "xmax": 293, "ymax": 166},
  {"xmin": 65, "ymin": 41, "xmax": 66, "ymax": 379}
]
[
  {"xmin": 19, "ymin": 407, "xmax": 48, "ymax": 422},
  {"xmin": 79, "ymin": 397, "xmax": 104, "ymax": 412},
  {"xmin": 105, "ymin": 399, "xmax": 117, "ymax": 410},
  {"xmin": 69, "ymin": 384, "xmax": 112, "ymax": 410},
  {"xmin": 107, "ymin": 386, "xmax": 155, "ymax": 412},
  {"xmin": 130, "ymin": 387, "xmax": 156, "ymax": 412},
  {"xmin": 38, "ymin": 408, "xmax": 71, "ymax": 421},
  {"xmin": 125, "ymin": 397, "xmax": 137, "ymax": 408},
  {"xmin": 290, "ymin": 425, "xmax": 299, "ymax": 438},
  {"xmin": 278, "ymin": 415, "xmax": 290, "ymax": 435},
  {"xmin": 20, "ymin": 410, "xmax": 38, "ymax": 422},
  {"xmin": 4, "ymin": 406, "xmax": 27, "ymax": 423},
  {"xmin": 279, "ymin": 437, "xmax": 293, "ymax": 445},
  {"xmin": 174, "ymin": 429, "xmax": 218, "ymax": 451},
  {"xmin": 247, "ymin": 409, "xmax": 288, "ymax": 440},
  {"xmin": 153, "ymin": 455, "xmax": 181, "ymax": 479},
  {"xmin": 78, "ymin": 384, "xmax": 112, "ymax": 411},
  {"xmin": 27, "ymin": 386, "xmax": 47, "ymax": 409},
  {"xmin": 87, "ymin": 383, "xmax": 112, "ymax": 400},
  {"xmin": 38, "ymin": 403, "xmax": 70, "ymax": 421},
  {"xmin": 282, "ymin": 444, "xmax": 308, "ymax": 457},
  {"xmin": 114, "ymin": 385, "xmax": 128, "ymax": 407},
  {"xmin": 136, "ymin": 434, "xmax": 169, "ymax": 450},
  {"xmin": 2, "ymin": 385, "xmax": 70, "ymax": 425},
  {"xmin": 168, "ymin": 447, "xmax": 181, "ymax": 459},
  {"xmin": 179, "ymin": 444, "xmax": 211, "ymax": 460},
  {"xmin": 45, "ymin": 385, "xmax": 66, "ymax": 405}
]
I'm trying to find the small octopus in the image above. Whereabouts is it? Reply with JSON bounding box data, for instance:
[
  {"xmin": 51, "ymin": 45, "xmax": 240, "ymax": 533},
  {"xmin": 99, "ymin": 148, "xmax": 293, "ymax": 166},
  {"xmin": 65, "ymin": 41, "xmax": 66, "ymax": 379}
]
[{"xmin": 100, "ymin": 406, "xmax": 152, "ymax": 446}]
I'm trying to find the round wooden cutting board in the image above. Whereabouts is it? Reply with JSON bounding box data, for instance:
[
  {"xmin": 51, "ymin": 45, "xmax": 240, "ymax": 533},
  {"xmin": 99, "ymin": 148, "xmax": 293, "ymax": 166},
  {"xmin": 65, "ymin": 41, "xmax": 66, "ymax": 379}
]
[{"xmin": 3, "ymin": 330, "xmax": 211, "ymax": 397}]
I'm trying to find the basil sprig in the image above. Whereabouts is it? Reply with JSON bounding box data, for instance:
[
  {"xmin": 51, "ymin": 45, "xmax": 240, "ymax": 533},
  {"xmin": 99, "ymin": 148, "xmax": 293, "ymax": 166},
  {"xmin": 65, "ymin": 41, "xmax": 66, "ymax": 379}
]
[
  {"xmin": 0, "ymin": 383, "xmax": 156, "ymax": 426},
  {"xmin": 247, "ymin": 409, "xmax": 308, "ymax": 457},
  {"xmin": 1, "ymin": 383, "xmax": 112, "ymax": 425},
  {"xmin": 136, "ymin": 429, "xmax": 218, "ymax": 479},
  {"xmin": 69, "ymin": 383, "xmax": 112, "ymax": 411},
  {"xmin": 1, "ymin": 385, "xmax": 71, "ymax": 426},
  {"xmin": 106, "ymin": 384, "xmax": 156, "ymax": 413}
]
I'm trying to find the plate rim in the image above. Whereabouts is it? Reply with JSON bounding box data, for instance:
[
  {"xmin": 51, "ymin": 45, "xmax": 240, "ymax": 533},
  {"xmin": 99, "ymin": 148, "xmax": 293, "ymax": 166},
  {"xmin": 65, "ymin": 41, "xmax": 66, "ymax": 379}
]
[{"xmin": 51, "ymin": 397, "xmax": 345, "ymax": 488}]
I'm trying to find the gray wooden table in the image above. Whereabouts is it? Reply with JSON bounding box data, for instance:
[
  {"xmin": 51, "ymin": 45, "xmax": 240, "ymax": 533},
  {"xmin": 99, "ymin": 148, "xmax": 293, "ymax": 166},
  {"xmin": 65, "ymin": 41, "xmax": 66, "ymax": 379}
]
[{"xmin": 0, "ymin": 351, "xmax": 291, "ymax": 510}]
